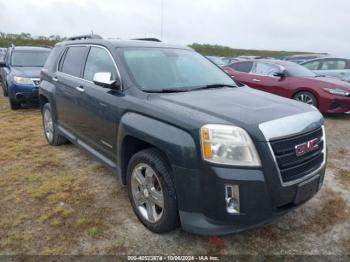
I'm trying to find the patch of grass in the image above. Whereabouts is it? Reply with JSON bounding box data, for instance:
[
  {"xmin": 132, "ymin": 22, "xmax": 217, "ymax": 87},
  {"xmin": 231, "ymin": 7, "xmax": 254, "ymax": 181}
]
[
  {"xmin": 302, "ymin": 189, "xmax": 350, "ymax": 233},
  {"xmin": 336, "ymin": 169, "xmax": 350, "ymax": 188},
  {"xmin": 88, "ymin": 227, "xmax": 103, "ymax": 238}
]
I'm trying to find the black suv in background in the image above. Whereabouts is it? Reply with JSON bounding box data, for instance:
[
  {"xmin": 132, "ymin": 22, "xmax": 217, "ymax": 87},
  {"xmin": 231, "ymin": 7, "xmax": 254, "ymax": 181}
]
[{"xmin": 39, "ymin": 35, "xmax": 326, "ymax": 235}]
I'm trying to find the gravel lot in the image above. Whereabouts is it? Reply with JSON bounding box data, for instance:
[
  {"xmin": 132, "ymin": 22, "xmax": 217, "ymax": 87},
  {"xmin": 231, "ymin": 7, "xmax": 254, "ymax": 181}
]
[{"xmin": 0, "ymin": 92, "xmax": 349, "ymax": 255}]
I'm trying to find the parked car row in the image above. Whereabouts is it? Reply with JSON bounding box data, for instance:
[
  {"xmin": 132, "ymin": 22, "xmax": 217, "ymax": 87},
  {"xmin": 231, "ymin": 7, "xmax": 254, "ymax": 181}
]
[
  {"xmin": 0, "ymin": 35, "xmax": 340, "ymax": 236},
  {"xmin": 223, "ymin": 59, "xmax": 350, "ymax": 114}
]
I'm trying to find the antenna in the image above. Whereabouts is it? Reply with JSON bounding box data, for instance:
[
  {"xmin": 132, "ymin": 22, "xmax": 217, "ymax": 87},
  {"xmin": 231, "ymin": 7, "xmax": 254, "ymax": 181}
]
[{"xmin": 160, "ymin": 0, "xmax": 164, "ymax": 40}]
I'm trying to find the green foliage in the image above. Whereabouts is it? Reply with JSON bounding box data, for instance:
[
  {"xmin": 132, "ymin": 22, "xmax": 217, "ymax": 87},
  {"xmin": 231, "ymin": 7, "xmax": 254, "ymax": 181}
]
[
  {"xmin": 0, "ymin": 32, "xmax": 316, "ymax": 59},
  {"xmin": 189, "ymin": 43, "xmax": 315, "ymax": 59},
  {"xmin": 0, "ymin": 32, "xmax": 64, "ymax": 48}
]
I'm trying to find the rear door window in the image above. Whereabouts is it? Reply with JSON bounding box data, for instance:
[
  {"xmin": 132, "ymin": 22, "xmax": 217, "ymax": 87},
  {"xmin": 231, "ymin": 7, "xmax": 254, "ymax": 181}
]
[
  {"xmin": 59, "ymin": 46, "xmax": 87, "ymax": 77},
  {"xmin": 229, "ymin": 61, "xmax": 253, "ymax": 73}
]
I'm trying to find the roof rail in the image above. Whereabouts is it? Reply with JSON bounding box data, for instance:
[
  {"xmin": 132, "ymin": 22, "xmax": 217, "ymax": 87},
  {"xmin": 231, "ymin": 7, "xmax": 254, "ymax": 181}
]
[
  {"xmin": 132, "ymin": 38, "xmax": 161, "ymax": 42},
  {"xmin": 67, "ymin": 34, "xmax": 103, "ymax": 41}
]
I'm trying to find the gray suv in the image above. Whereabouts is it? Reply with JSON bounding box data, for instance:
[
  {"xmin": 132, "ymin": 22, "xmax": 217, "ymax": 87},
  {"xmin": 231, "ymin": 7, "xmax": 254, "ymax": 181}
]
[{"xmin": 39, "ymin": 35, "xmax": 327, "ymax": 235}]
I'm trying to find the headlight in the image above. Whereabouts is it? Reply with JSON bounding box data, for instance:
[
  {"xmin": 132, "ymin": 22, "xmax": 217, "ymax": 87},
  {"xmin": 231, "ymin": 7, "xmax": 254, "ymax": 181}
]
[
  {"xmin": 200, "ymin": 124, "xmax": 261, "ymax": 166},
  {"xmin": 13, "ymin": 76, "xmax": 33, "ymax": 85},
  {"xmin": 323, "ymin": 88, "xmax": 349, "ymax": 97}
]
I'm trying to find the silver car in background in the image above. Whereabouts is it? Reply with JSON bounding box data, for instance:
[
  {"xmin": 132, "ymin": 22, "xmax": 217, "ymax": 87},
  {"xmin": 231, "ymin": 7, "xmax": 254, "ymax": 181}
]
[{"xmin": 301, "ymin": 57, "xmax": 350, "ymax": 82}]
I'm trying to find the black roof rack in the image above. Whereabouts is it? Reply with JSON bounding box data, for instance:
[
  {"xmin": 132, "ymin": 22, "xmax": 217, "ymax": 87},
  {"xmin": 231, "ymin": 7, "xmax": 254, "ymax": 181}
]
[
  {"xmin": 132, "ymin": 38, "xmax": 161, "ymax": 42},
  {"xmin": 67, "ymin": 34, "xmax": 103, "ymax": 41}
]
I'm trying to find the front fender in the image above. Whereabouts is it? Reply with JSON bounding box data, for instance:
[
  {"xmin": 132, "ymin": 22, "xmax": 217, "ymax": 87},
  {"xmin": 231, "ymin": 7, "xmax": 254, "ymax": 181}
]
[{"xmin": 117, "ymin": 112, "xmax": 199, "ymax": 170}]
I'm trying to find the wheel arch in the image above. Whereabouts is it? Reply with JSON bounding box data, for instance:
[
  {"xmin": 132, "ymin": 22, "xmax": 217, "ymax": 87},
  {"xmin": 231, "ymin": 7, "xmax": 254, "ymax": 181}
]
[
  {"xmin": 117, "ymin": 112, "xmax": 198, "ymax": 185},
  {"xmin": 292, "ymin": 87, "xmax": 320, "ymax": 100}
]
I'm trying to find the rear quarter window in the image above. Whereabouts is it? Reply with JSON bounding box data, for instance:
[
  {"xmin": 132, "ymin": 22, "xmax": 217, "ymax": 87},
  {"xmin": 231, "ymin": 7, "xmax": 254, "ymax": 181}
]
[
  {"xmin": 229, "ymin": 62, "xmax": 253, "ymax": 73},
  {"xmin": 43, "ymin": 46, "xmax": 63, "ymax": 72}
]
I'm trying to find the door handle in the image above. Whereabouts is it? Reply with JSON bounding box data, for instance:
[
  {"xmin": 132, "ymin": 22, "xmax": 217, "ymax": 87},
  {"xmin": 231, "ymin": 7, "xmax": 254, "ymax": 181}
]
[
  {"xmin": 252, "ymin": 79, "xmax": 261, "ymax": 82},
  {"xmin": 52, "ymin": 76, "xmax": 58, "ymax": 82},
  {"xmin": 75, "ymin": 86, "xmax": 85, "ymax": 93}
]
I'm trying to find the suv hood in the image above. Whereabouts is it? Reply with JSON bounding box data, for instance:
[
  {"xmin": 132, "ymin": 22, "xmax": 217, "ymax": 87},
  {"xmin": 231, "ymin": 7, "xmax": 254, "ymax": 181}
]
[
  {"xmin": 11, "ymin": 67, "xmax": 41, "ymax": 78},
  {"xmin": 150, "ymin": 87, "xmax": 323, "ymax": 141}
]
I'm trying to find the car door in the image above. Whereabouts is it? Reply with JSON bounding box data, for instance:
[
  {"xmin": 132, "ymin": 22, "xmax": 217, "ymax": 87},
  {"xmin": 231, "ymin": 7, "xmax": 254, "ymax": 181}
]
[
  {"xmin": 318, "ymin": 59, "xmax": 350, "ymax": 80},
  {"xmin": 77, "ymin": 45, "xmax": 121, "ymax": 160},
  {"xmin": 247, "ymin": 62, "xmax": 289, "ymax": 96},
  {"xmin": 54, "ymin": 46, "xmax": 89, "ymax": 135}
]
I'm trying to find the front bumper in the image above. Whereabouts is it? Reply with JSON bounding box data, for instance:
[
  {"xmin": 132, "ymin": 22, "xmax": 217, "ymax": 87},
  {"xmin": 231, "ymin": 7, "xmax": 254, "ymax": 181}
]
[
  {"xmin": 320, "ymin": 95, "xmax": 350, "ymax": 114},
  {"xmin": 9, "ymin": 83, "xmax": 39, "ymax": 103},
  {"xmin": 174, "ymin": 162, "xmax": 325, "ymax": 235}
]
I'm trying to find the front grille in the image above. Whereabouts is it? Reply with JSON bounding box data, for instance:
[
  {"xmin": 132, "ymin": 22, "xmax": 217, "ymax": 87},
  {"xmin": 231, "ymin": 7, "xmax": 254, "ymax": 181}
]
[{"xmin": 270, "ymin": 127, "xmax": 324, "ymax": 183}]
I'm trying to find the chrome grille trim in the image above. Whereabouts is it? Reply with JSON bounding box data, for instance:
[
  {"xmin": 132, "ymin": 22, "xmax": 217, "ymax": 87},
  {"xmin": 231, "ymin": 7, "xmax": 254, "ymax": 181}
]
[{"xmin": 267, "ymin": 126, "xmax": 326, "ymax": 187}]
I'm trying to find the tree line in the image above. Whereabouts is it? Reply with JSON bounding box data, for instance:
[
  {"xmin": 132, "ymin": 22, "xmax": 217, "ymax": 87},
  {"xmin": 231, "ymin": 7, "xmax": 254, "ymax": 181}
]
[{"xmin": 0, "ymin": 32, "xmax": 312, "ymax": 58}]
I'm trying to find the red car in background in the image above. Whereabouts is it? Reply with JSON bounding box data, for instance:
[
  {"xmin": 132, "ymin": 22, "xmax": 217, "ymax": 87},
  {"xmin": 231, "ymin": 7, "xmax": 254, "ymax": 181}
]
[{"xmin": 223, "ymin": 60, "xmax": 350, "ymax": 114}]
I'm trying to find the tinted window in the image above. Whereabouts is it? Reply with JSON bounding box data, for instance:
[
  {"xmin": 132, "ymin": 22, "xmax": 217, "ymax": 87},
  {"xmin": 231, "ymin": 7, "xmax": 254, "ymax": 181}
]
[
  {"xmin": 60, "ymin": 46, "xmax": 86, "ymax": 77},
  {"xmin": 11, "ymin": 50, "xmax": 50, "ymax": 67},
  {"xmin": 229, "ymin": 61, "xmax": 253, "ymax": 73},
  {"xmin": 303, "ymin": 61, "xmax": 320, "ymax": 70},
  {"xmin": 122, "ymin": 48, "xmax": 235, "ymax": 91},
  {"xmin": 321, "ymin": 60, "xmax": 346, "ymax": 70},
  {"xmin": 251, "ymin": 62, "xmax": 280, "ymax": 76},
  {"xmin": 83, "ymin": 47, "xmax": 117, "ymax": 81}
]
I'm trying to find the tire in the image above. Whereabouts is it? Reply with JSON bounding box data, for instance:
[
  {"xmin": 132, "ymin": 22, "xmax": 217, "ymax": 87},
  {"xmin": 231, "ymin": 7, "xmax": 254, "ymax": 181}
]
[
  {"xmin": 2, "ymin": 83, "xmax": 8, "ymax": 97},
  {"xmin": 293, "ymin": 91, "xmax": 318, "ymax": 108},
  {"xmin": 9, "ymin": 97, "xmax": 20, "ymax": 110},
  {"xmin": 42, "ymin": 103, "xmax": 67, "ymax": 146},
  {"xmin": 127, "ymin": 148, "xmax": 179, "ymax": 233}
]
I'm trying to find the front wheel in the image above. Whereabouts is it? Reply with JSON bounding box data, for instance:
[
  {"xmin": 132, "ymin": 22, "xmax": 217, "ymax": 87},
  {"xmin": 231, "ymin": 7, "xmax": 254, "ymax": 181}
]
[
  {"xmin": 127, "ymin": 148, "xmax": 179, "ymax": 233},
  {"xmin": 9, "ymin": 97, "xmax": 20, "ymax": 110},
  {"xmin": 293, "ymin": 91, "xmax": 318, "ymax": 108},
  {"xmin": 2, "ymin": 83, "xmax": 8, "ymax": 97}
]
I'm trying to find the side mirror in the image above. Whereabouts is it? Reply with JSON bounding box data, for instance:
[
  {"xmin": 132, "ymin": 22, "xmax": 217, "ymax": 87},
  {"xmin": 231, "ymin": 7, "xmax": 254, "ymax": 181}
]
[
  {"xmin": 273, "ymin": 71, "xmax": 286, "ymax": 78},
  {"xmin": 93, "ymin": 72, "xmax": 121, "ymax": 90}
]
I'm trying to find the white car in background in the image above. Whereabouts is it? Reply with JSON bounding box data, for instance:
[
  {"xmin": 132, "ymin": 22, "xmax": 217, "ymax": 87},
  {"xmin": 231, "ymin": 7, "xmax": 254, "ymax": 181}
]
[{"xmin": 301, "ymin": 57, "xmax": 350, "ymax": 82}]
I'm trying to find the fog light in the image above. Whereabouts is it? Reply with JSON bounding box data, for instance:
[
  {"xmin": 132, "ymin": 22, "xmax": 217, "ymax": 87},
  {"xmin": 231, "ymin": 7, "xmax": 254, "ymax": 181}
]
[{"xmin": 225, "ymin": 184, "xmax": 240, "ymax": 214}]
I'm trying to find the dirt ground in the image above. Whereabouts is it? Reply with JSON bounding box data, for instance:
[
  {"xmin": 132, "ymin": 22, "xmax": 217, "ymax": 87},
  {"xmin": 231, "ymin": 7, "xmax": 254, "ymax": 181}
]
[{"xmin": 0, "ymin": 93, "xmax": 349, "ymax": 256}]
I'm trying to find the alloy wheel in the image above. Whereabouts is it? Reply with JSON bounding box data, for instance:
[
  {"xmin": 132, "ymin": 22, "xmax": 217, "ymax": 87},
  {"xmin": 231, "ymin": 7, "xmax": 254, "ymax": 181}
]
[
  {"xmin": 44, "ymin": 109, "xmax": 54, "ymax": 142},
  {"xmin": 131, "ymin": 163, "xmax": 164, "ymax": 223},
  {"xmin": 294, "ymin": 93, "xmax": 315, "ymax": 105}
]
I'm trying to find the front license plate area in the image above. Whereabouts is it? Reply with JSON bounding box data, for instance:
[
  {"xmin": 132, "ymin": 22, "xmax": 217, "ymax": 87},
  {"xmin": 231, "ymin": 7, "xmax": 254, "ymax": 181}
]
[{"xmin": 294, "ymin": 175, "xmax": 320, "ymax": 205}]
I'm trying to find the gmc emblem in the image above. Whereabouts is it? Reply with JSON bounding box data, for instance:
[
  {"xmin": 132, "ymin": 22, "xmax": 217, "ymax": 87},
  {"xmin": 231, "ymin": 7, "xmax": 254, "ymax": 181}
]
[{"xmin": 295, "ymin": 138, "xmax": 320, "ymax": 157}]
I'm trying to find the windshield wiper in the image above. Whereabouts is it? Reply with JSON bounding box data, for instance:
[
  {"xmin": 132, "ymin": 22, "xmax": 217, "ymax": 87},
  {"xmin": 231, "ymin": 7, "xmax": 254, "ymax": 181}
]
[
  {"xmin": 144, "ymin": 84, "xmax": 236, "ymax": 93},
  {"xmin": 315, "ymin": 74, "xmax": 326, "ymax": 77},
  {"xmin": 145, "ymin": 88, "xmax": 190, "ymax": 93},
  {"xmin": 191, "ymin": 84, "xmax": 236, "ymax": 91}
]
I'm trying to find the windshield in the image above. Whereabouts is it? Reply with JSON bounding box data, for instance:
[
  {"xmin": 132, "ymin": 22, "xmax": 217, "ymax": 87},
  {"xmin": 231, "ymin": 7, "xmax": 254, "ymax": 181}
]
[
  {"xmin": 121, "ymin": 48, "xmax": 236, "ymax": 92},
  {"xmin": 285, "ymin": 63, "xmax": 317, "ymax": 77},
  {"xmin": 11, "ymin": 50, "xmax": 50, "ymax": 67}
]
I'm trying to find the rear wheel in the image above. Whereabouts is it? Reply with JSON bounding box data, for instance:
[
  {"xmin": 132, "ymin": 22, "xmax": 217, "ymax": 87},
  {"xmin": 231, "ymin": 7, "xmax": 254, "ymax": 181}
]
[
  {"xmin": 42, "ymin": 103, "xmax": 67, "ymax": 145},
  {"xmin": 127, "ymin": 148, "xmax": 179, "ymax": 233},
  {"xmin": 293, "ymin": 91, "xmax": 318, "ymax": 107}
]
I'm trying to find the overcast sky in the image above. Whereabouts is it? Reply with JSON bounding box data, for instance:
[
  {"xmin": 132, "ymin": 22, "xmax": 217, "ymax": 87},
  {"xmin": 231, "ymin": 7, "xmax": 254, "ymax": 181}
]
[{"xmin": 1, "ymin": 0, "xmax": 349, "ymax": 57}]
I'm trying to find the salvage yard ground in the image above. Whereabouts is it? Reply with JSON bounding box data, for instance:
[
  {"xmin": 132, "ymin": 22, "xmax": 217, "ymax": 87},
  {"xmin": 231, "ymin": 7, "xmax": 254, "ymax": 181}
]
[{"xmin": 0, "ymin": 92, "xmax": 349, "ymax": 255}]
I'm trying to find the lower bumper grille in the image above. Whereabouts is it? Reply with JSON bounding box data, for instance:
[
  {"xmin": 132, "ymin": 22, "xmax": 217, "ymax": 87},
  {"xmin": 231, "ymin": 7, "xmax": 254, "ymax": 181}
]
[{"xmin": 270, "ymin": 127, "xmax": 325, "ymax": 183}]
